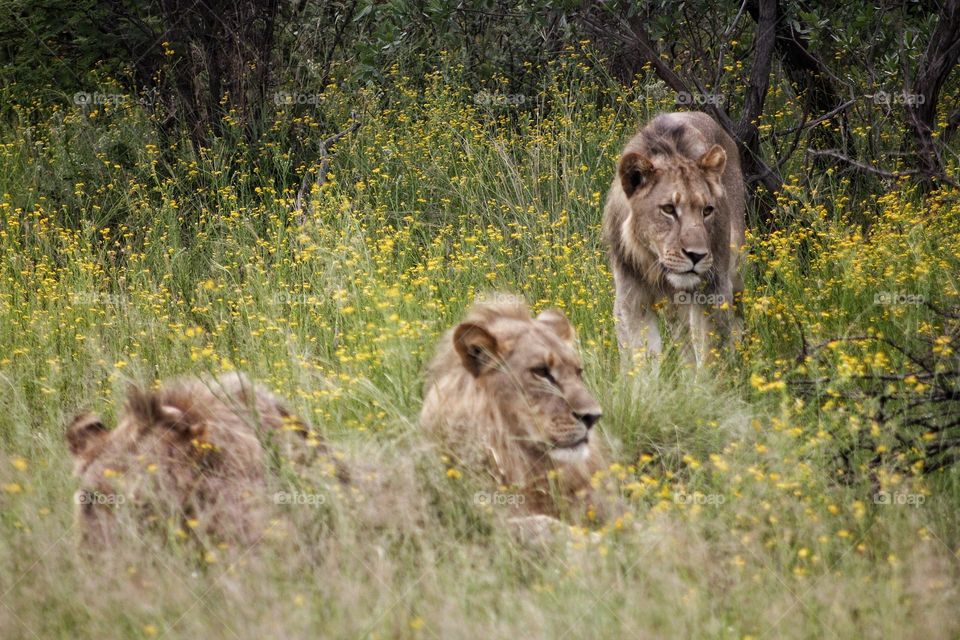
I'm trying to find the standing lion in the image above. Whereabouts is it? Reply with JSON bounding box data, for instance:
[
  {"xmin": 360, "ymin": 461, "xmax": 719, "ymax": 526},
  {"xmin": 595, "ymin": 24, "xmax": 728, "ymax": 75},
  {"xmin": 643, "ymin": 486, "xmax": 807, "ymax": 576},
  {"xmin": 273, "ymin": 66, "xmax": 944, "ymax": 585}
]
[{"xmin": 603, "ymin": 111, "xmax": 746, "ymax": 365}]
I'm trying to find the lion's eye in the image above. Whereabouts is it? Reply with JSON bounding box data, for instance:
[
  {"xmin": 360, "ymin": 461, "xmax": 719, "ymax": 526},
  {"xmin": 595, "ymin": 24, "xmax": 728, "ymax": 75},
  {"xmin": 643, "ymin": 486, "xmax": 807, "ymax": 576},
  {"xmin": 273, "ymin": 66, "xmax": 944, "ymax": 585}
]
[
  {"xmin": 660, "ymin": 204, "xmax": 676, "ymax": 217},
  {"xmin": 703, "ymin": 205, "xmax": 715, "ymax": 218},
  {"xmin": 531, "ymin": 366, "xmax": 556, "ymax": 385},
  {"xmin": 575, "ymin": 367, "xmax": 584, "ymax": 378}
]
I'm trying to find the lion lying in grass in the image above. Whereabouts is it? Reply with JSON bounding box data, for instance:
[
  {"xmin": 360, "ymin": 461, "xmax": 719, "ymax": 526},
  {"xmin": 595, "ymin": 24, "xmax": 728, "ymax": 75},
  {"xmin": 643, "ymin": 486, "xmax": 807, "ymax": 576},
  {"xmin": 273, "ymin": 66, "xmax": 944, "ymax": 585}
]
[
  {"xmin": 66, "ymin": 372, "xmax": 324, "ymax": 550},
  {"xmin": 421, "ymin": 296, "xmax": 606, "ymax": 531}
]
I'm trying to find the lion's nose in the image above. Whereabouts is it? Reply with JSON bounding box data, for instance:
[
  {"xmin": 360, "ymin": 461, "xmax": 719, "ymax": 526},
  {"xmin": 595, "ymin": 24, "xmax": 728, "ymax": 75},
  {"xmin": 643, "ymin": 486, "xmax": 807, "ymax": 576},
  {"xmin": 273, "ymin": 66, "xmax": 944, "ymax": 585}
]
[
  {"xmin": 683, "ymin": 249, "xmax": 708, "ymax": 265},
  {"xmin": 574, "ymin": 411, "xmax": 601, "ymax": 429}
]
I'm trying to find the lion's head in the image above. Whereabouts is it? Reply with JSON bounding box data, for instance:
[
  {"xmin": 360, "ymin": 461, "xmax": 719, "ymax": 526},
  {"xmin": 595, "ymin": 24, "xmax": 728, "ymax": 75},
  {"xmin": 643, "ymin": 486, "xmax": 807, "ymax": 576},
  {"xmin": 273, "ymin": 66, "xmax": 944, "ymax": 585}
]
[
  {"xmin": 421, "ymin": 297, "xmax": 603, "ymax": 507},
  {"xmin": 615, "ymin": 115, "xmax": 730, "ymax": 291},
  {"xmin": 65, "ymin": 373, "xmax": 307, "ymax": 549}
]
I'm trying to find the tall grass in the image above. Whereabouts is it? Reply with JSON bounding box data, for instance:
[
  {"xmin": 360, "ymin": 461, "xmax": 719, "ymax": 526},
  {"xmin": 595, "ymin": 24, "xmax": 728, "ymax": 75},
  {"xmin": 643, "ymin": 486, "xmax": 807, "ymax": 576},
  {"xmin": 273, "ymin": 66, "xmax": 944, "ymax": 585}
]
[{"xmin": 0, "ymin": 50, "xmax": 958, "ymax": 638}]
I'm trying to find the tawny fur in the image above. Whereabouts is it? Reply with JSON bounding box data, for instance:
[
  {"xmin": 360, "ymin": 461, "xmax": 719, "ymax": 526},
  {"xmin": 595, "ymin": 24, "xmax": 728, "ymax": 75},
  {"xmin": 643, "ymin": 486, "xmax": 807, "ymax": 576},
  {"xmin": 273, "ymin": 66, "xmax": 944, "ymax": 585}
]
[
  {"xmin": 603, "ymin": 111, "xmax": 746, "ymax": 365},
  {"xmin": 420, "ymin": 297, "xmax": 606, "ymax": 521},
  {"xmin": 66, "ymin": 372, "xmax": 317, "ymax": 549}
]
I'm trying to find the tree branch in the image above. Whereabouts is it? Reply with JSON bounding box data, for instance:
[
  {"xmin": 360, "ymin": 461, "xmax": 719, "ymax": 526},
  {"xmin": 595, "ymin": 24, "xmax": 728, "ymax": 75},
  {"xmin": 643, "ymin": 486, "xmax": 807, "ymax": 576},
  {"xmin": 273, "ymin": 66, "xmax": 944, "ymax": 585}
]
[{"xmin": 295, "ymin": 111, "xmax": 361, "ymax": 223}]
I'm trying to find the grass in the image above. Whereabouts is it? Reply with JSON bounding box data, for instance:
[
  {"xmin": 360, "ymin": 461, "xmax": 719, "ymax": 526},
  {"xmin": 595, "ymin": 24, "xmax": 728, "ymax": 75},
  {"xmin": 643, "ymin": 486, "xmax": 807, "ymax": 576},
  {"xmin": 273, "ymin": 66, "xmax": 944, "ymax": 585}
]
[{"xmin": 0, "ymin": 51, "xmax": 958, "ymax": 639}]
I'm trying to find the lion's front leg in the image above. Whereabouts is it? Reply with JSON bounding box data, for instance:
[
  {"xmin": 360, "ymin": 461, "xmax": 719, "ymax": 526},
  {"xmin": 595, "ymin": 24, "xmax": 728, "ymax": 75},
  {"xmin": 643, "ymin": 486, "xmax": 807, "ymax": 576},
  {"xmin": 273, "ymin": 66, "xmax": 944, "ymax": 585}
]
[
  {"xmin": 687, "ymin": 302, "xmax": 712, "ymax": 367},
  {"xmin": 686, "ymin": 282, "xmax": 737, "ymax": 366},
  {"xmin": 614, "ymin": 295, "xmax": 662, "ymax": 363},
  {"xmin": 669, "ymin": 293, "xmax": 729, "ymax": 367},
  {"xmin": 612, "ymin": 267, "xmax": 662, "ymax": 364},
  {"xmin": 709, "ymin": 279, "xmax": 738, "ymax": 359}
]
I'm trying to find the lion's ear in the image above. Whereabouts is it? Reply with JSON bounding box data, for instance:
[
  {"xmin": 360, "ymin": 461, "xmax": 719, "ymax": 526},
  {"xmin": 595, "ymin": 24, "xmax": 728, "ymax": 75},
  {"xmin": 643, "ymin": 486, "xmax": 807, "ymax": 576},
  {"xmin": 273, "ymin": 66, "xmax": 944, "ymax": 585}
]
[
  {"xmin": 453, "ymin": 323, "xmax": 499, "ymax": 377},
  {"xmin": 66, "ymin": 413, "xmax": 109, "ymax": 459},
  {"xmin": 536, "ymin": 309, "xmax": 575, "ymax": 345},
  {"xmin": 697, "ymin": 144, "xmax": 726, "ymax": 176},
  {"xmin": 126, "ymin": 388, "xmax": 205, "ymax": 439},
  {"xmin": 618, "ymin": 152, "xmax": 656, "ymax": 197}
]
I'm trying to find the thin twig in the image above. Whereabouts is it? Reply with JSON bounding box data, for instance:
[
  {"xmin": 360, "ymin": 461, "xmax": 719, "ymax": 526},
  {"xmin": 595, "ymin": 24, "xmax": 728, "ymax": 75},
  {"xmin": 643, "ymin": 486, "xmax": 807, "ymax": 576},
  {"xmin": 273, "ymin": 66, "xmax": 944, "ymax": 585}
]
[
  {"xmin": 772, "ymin": 99, "xmax": 856, "ymax": 137},
  {"xmin": 806, "ymin": 148, "xmax": 960, "ymax": 188},
  {"xmin": 295, "ymin": 110, "xmax": 361, "ymax": 223}
]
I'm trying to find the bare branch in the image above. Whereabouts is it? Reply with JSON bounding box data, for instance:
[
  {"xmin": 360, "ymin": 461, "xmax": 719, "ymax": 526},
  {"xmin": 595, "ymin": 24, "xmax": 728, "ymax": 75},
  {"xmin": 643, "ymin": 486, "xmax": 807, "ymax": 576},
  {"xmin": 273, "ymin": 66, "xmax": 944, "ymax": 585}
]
[
  {"xmin": 805, "ymin": 148, "xmax": 931, "ymax": 180},
  {"xmin": 295, "ymin": 111, "xmax": 361, "ymax": 223},
  {"xmin": 772, "ymin": 100, "xmax": 857, "ymax": 137}
]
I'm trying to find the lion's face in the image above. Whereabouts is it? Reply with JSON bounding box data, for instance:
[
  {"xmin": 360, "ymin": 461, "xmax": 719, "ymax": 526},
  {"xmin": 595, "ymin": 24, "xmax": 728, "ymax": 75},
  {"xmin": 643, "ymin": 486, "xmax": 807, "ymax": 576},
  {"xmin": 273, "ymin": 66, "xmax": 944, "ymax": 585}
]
[
  {"xmin": 618, "ymin": 144, "xmax": 727, "ymax": 291},
  {"xmin": 453, "ymin": 309, "xmax": 602, "ymax": 464}
]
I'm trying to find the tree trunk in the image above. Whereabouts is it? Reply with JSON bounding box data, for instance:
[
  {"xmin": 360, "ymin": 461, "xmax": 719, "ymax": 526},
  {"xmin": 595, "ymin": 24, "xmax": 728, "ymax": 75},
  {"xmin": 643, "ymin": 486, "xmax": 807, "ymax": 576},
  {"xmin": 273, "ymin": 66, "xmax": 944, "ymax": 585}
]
[
  {"xmin": 906, "ymin": 0, "xmax": 960, "ymax": 182},
  {"xmin": 735, "ymin": 0, "xmax": 778, "ymax": 193},
  {"xmin": 159, "ymin": 0, "xmax": 280, "ymax": 149},
  {"xmin": 747, "ymin": 1, "xmax": 851, "ymax": 159}
]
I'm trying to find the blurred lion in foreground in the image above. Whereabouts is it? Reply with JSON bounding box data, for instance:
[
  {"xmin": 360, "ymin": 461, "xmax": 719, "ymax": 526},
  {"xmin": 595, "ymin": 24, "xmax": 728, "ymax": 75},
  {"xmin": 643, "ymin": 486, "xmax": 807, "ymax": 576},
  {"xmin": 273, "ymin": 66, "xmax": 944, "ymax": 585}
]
[
  {"xmin": 421, "ymin": 296, "xmax": 607, "ymax": 535},
  {"xmin": 66, "ymin": 372, "xmax": 327, "ymax": 550}
]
